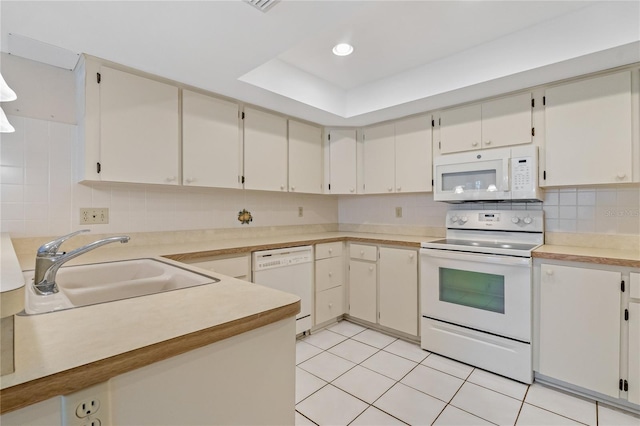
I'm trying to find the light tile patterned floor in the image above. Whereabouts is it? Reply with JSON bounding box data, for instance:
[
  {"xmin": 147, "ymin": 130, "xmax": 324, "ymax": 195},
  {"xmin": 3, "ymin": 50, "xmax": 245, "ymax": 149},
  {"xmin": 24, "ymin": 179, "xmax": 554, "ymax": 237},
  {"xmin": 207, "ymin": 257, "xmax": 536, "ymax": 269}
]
[{"xmin": 296, "ymin": 320, "xmax": 640, "ymax": 426}]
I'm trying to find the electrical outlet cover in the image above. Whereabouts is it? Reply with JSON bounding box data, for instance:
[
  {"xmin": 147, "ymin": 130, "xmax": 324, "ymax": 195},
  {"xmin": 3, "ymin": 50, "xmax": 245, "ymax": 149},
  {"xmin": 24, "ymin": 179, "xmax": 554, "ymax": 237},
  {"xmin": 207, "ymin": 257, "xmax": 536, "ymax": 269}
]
[{"xmin": 62, "ymin": 382, "xmax": 111, "ymax": 426}]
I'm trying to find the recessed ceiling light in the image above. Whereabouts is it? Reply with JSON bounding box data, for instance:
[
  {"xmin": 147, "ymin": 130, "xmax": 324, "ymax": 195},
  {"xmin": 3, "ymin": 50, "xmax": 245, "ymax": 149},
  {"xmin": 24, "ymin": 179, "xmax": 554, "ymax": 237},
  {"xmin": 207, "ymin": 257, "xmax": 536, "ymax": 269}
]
[{"xmin": 332, "ymin": 43, "xmax": 353, "ymax": 57}]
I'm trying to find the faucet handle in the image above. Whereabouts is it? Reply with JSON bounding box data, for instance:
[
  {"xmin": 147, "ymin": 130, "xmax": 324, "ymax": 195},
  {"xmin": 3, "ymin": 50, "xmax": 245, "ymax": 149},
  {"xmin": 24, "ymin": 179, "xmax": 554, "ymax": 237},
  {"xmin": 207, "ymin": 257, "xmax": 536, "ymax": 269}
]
[{"xmin": 37, "ymin": 229, "xmax": 90, "ymax": 256}]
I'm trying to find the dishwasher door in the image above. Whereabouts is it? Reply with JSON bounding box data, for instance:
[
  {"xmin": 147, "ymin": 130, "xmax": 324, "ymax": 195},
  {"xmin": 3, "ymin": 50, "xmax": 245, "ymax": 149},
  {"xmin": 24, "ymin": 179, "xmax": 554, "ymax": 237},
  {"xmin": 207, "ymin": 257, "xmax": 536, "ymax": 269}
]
[{"xmin": 252, "ymin": 246, "xmax": 313, "ymax": 334}]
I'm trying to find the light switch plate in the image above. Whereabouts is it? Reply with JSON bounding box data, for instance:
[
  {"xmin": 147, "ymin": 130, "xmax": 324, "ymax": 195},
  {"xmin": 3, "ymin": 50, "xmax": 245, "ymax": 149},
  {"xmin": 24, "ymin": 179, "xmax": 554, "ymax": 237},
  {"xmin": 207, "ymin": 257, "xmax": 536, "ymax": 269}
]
[{"xmin": 80, "ymin": 208, "xmax": 109, "ymax": 224}]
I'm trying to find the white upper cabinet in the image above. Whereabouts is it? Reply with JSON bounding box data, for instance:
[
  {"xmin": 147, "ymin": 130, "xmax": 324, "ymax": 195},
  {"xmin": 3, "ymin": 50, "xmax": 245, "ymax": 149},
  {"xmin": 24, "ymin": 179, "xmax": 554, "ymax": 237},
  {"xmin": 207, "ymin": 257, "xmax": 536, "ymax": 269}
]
[
  {"xmin": 288, "ymin": 120, "xmax": 322, "ymax": 194},
  {"xmin": 328, "ymin": 129, "xmax": 357, "ymax": 194},
  {"xmin": 363, "ymin": 122, "xmax": 396, "ymax": 194},
  {"xmin": 395, "ymin": 115, "xmax": 433, "ymax": 193},
  {"xmin": 182, "ymin": 90, "xmax": 241, "ymax": 189},
  {"xmin": 98, "ymin": 66, "xmax": 179, "ymax": 184},
  {"xmin": 439, "ymin": 93, "xmax": 532, "ymax": 154},
  {"xmin": 243, "ymin": 107, "xmax": 288, "ymax": 192},
  {"xmin": 544, "ymin": 71, "xmax": 634, "ymax": 186},
  {"xmin": 363, "ymin": 114, "xmax": 432, "ymax": 194}
]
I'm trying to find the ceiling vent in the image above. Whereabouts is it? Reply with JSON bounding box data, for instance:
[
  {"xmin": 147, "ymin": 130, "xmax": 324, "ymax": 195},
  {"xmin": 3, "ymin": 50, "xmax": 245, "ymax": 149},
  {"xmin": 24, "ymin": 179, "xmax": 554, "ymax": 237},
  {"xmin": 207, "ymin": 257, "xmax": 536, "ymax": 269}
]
[{"xmin": 244, "ymin": 0, "xmax": 280, "ymax": 13}]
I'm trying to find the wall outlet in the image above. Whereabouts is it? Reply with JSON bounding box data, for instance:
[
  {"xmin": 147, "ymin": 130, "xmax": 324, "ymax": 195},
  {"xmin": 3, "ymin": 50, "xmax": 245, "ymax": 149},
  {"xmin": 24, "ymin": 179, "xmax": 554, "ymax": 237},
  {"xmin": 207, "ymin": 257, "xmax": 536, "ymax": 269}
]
[
  {"xmin": 62, "ymin": 382, "xmax": 111, "ymax": 426},
  {"xmin": 80, "ymin": 208, "xmax": 109, "ymax": 224},
  {"xmin": 395, "ymin": 207, "xmax": 402, "ymax": 218},
  {"xmin": 298, "ymin": 206, "xmax": 303, "ymax": 217}
]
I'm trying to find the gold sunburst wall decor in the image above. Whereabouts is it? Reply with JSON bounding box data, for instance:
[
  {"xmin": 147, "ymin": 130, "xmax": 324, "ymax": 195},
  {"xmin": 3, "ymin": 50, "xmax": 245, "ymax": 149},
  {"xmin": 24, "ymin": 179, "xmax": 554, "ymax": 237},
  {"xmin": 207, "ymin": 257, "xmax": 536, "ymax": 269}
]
[{"xmin": 237, "ymin": 209, "xmax": 253, "ymax": 225}]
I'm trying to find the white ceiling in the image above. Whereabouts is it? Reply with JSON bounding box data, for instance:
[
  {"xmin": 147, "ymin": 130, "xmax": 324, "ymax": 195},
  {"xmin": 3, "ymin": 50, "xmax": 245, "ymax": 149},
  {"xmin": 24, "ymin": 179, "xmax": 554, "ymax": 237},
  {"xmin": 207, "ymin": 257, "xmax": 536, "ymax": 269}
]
[{"xmin": 1, "ymin": 1, "xmax": 639, "ymax": 127}]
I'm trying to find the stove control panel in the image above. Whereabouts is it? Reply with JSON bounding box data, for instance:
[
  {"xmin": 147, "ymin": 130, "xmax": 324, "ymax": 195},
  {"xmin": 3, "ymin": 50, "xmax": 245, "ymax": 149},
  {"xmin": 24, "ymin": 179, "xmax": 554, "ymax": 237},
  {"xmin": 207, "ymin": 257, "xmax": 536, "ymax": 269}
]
[{"xmin": 446, "ymin": 210, "xmax": 544, "ymax": 232}]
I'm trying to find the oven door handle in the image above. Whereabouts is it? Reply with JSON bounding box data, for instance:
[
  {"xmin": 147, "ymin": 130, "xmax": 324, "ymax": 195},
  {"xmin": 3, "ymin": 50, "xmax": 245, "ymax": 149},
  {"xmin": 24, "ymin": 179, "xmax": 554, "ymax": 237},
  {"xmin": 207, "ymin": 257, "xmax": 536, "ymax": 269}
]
[{"xmin": 420, "ymin": 248, "xmax": 531, "ymax": 267}]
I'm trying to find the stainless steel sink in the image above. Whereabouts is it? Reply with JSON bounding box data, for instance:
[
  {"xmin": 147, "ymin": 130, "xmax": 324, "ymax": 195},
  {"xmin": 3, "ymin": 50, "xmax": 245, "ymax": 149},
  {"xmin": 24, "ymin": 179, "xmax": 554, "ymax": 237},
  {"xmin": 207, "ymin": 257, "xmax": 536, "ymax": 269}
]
[{"xmin": 23, "ymin": 258, "xmax": 219, "ymax": 314}]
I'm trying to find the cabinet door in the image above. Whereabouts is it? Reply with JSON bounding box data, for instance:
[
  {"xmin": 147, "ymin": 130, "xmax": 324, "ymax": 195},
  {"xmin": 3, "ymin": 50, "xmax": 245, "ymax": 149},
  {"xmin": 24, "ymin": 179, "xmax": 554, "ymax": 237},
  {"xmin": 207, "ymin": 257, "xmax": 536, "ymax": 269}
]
[
  {"xmin": 379, "ymin": 247, "xmax": 418, "ymax": 336},
  {"xmin": 539, "ymin": 264, "xmax": 621, "ymax": 398},
  {"xmin": 182, "ymin": 90, "xmax": 241, "ymax": 188},
  {"xmin": 243, "ymin": 107, "xmax": 288, "ymax": 191},
  {"xmin": 363, "ymin": 122, "xmax": 395, "ymax": 194},
  {"xmin": 316, "ymin": 257, "xmax": 344, "ymax": 292},
  {"xmin": 439, "ymin": 104, "xmax": 481, "ymax": 154},
  {"xmin": 395, "ymin": 114, "xmax": 432, "ymax": 193},
  {"xmin": 288, "ymin": 120, "xmax": 322, "ymax": 194},
  {"xmin": 316, "ymin": 286, "xmax": 344, "ymax": 325},
  {"xmin": 545, "ymin": 71, "xmax": 633, "ymax": 186},
  {"xmin": 99, "ymin": 66, "xmax": 179, "ymax": 184},
  {"xmin": 328, "ymin": 129, "xmax": 357, "ymax": 194},
  {"xmin": 349, "ymin": 260, "xmax": 377, "ymax": 323},
  {"xmin": 481, "ymin": 93, "xmax": 532, "ymax": 149},
  {"xmin": 629, "ymin": 301, "xmax": 640, "ymax": 405}
]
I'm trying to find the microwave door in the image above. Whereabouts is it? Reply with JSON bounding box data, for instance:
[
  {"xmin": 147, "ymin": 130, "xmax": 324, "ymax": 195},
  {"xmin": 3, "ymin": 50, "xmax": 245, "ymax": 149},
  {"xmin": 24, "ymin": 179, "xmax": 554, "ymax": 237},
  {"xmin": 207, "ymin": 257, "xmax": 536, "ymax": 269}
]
[{"xmin": 435, "ymin": 158, "xmax": 509, "ymax": 201}]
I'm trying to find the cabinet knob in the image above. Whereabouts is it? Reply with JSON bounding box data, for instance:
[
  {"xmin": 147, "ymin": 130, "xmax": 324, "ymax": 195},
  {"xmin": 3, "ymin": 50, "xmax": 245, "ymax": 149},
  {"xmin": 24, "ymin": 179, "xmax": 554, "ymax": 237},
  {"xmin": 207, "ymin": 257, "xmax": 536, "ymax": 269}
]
[
  {"xmin": 485, "ymin": 140, "xmax": 492, "ymax": 145},
  {"xmin": 388, "ymin": 187, "xmax": 393, "ymax": 192},
  {"xmin": 472, "ymin": 141, "xmax": 478, "ymax": 147},
  {"xmin": 360, "ymin": 250, "xmax": 365, "ymax": 256},
  {"xmin": 328, "ymin": 272, "xmax": 332, "ymax": 277},
  {"xmin": 409, "ymin": 253, "xmax": 415, "ymax": 259},
  {"xmin": 545, "ymin": 269, "xmax": 554, "ymax": 276},
  {"xmin": 369, "ymin": 266, "xmax": 374, "ymax": 272},
  {"xmin": 185, "ymin": 177, "xmax": 195, "ymax": 184},
  {"xmin": 328, "ymin": 248, "xmax": 333, "ymax": 254},
  {"xmin": 328, "ymin": 303, "xmax": 333, "ymax": 308},
  {"xmin": 617, "ymin": 173, "xmax": 626, "ymax": 180},
  {"xmin": 350, "ymin": 188, "xmax": 355, "ymax": 193},
  {"xmin": 166, "ymin": 176, "xmax": 176, "ymax": 182},
  {"xmin": 280, "ymin": 185, "xmax": 285, "ymax": 190},
  {"xmin": 291, "ymin": 186, "xmax": 295, "ymax": 191},
  {"xmin": 397, "ymin": 187, "xmax": 402, "ymax": 192}
]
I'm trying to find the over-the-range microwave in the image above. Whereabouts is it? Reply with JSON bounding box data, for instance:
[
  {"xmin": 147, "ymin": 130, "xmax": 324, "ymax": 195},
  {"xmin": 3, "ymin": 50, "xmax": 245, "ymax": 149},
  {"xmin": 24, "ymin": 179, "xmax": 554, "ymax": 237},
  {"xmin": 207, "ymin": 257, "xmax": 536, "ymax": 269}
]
[{"xmin": 433, "ymin": 146, "xmax": 543, "ymax": 203}]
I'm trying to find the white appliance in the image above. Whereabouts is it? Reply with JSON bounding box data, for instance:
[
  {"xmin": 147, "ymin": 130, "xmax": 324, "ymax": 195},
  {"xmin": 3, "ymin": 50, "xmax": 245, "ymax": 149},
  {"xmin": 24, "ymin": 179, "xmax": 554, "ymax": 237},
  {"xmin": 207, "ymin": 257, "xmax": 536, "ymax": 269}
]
[
  {"xmin": 433, "ymin": 146, "xmax": 542, "ymax": 203},
  {"xmin": 420, "ymin": 209, "xmax": 544, "ymax": 383},
  {"xmin": 252, "ymin": 246, "xmax": 313, "ymax": 334}
]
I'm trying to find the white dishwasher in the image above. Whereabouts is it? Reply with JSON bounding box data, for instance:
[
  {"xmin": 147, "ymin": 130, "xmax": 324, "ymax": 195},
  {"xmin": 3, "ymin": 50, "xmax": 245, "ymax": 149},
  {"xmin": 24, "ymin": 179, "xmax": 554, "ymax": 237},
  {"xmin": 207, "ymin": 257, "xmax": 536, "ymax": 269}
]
[{"xmin": 252, "ymin": 246, "xmax": 313, "ymax": 335}]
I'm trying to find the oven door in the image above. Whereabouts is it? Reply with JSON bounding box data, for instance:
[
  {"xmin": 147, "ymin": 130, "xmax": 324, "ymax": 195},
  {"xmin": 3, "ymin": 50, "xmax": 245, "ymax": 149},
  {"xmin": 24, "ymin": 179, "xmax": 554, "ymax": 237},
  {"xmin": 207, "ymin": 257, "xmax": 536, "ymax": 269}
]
[
  {"xmin": 420, "ymin": 248, "xmax": 531, "ymax": 342},
  {"xmin": 433, "ymin": 151, "xmax": 510, "ymax": 202}
]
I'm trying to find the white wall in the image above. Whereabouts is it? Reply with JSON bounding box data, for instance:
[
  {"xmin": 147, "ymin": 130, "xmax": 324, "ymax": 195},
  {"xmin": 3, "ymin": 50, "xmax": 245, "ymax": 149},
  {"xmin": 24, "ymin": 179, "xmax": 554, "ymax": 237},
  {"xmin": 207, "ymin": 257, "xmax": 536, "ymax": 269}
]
[
  {"xmin": 0, "ymin": 115, "xmax": 337, "ymax": 237},
  {"xmin": 338, "ymin": 188, "xmax": 640, "ymax": 236}
]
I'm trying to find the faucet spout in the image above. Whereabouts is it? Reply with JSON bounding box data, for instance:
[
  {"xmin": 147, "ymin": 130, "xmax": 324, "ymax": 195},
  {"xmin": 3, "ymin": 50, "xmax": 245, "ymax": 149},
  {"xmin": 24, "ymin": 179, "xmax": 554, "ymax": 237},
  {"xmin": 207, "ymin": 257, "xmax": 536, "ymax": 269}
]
[{"xmin": 33, "ymin": 232, "xmax": 130, "ymax": 296}]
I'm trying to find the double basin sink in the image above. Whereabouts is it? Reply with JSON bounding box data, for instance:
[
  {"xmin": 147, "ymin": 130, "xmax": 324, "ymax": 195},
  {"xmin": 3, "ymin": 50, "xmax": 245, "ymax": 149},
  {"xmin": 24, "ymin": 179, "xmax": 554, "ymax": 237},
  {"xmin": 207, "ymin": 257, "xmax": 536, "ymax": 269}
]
[{"xmin": 23, "ymin": 258, "xmax": 220, "ymax": 315}]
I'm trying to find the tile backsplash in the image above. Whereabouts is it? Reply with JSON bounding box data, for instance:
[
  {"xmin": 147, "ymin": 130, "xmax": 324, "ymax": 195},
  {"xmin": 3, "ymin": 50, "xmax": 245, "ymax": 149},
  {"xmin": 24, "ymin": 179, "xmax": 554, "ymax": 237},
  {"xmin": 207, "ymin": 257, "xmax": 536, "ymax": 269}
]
[
  {"xmin": 1, "ymin": 115, "xmax": 638, "ymax": 239},
  {"xmin": 0, "ymin": 116, "xmax": 337, "ymax": 237}
]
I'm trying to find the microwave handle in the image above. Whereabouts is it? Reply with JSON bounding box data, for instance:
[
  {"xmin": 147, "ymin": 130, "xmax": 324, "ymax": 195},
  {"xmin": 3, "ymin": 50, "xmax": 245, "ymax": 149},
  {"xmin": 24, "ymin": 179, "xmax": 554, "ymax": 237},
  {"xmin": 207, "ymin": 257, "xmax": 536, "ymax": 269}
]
[{"xmin": 502, "ymin": 157, "xmax": 510, "ymax": 192}]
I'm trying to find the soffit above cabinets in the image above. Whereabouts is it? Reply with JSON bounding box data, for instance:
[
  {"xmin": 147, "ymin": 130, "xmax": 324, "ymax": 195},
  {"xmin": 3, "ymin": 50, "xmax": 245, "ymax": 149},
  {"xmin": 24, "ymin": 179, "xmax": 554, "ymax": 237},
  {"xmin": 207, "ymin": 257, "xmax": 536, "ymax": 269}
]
[{"xmin": 1, "ymin": 1, "xmax": 639, "ymax": 127}]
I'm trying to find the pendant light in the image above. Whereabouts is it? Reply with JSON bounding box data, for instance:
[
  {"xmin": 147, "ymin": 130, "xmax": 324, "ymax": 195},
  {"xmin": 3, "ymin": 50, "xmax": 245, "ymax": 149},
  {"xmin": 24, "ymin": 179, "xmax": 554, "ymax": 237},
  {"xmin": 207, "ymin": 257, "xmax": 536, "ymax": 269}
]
[{"xmin": 0, "ymin": 72, "xmax": 17, "ymax": 133}]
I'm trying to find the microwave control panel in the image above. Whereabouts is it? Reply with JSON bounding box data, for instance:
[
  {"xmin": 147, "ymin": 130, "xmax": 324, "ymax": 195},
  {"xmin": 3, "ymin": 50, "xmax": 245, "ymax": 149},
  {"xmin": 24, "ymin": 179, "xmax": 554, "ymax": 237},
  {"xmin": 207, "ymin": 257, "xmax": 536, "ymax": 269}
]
[{"xmin": 511, "ymin": 156, "xmax": 534, "ymax": 192}]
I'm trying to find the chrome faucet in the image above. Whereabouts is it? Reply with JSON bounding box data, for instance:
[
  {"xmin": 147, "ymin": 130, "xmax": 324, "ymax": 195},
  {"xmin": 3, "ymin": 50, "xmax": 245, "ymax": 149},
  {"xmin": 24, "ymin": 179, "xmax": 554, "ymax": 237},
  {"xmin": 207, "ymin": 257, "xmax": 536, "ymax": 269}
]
[{"xmin": 33, "ymin": 230, "xmax": 130, "ymax": 295}]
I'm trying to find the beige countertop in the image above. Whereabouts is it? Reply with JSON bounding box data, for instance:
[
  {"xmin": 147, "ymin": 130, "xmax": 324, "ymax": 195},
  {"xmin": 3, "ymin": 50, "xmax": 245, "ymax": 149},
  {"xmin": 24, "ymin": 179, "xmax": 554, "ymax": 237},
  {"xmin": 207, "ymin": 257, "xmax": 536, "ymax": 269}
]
[{"xmin": 533, "ymin": 244, "xmax": 640, "ymax": 268}]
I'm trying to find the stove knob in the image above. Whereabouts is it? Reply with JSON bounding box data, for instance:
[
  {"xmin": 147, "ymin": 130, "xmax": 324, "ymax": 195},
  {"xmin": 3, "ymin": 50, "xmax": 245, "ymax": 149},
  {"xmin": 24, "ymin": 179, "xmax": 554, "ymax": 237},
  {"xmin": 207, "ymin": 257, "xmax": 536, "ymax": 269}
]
[
  {"xmin": 523, "ymin": 217, "xmax": 533, "ymax": 224},
  {"xmin": 512, "ymin": 216, "xmax": 520, "ymax": 224},
  {"xmin": 460, "ymin": 216, "xmax": 468, "ymax": 223},
  {"xmin": 451, "ymin": 216, "xmax": 459, "ymax": 223}
]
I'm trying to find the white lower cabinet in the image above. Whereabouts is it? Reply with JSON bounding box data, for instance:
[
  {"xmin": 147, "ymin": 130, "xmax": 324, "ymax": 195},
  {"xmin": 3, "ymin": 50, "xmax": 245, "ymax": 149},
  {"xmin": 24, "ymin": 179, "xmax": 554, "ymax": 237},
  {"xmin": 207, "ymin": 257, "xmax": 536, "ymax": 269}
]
[
  {"xmin": 348, "ymin": 244, "xmax": 419, "ymax": 337},
  {"xmin": 379, "ymin": 247, "xmax": 418, "ymax": 336},
  {"xmin": 537, "ymin": 261, "xmax": 640, "ymax": 409},
  {"xmin": 314, "ymin": 242, "xmax": 345, "ymax": 325}
]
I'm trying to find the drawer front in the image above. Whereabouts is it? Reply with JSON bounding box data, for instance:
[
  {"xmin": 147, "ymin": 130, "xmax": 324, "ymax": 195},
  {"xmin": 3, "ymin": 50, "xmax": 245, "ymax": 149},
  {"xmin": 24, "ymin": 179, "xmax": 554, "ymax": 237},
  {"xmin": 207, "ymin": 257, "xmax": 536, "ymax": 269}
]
[
  {"xmin": 631, "ymin": 272, "xmax": 640, "ymax": 299},
  {"xmin": 315, "ymin": 257, "xmax": 344, "ymax": 292},
  {"xmin": 315, "ymin": 242, "xmax": 343, "ymax": 260},
  {"xmin": 189, "ymin": 256, "xmax": 250, "ymax": 280},
  {"xmin": 349, "ymin": 244, "xmax": 377, "ymax": 262},
  {"xmin": 316, "ymin": 286, "xmax": 344, "ymax": 325}
]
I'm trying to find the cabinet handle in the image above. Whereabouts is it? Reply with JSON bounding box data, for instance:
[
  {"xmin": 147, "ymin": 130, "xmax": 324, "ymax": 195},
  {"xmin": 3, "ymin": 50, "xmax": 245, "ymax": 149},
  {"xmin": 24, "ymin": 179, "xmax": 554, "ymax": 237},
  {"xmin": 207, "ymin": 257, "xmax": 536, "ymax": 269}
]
[
  {"xmin": 472, "ymin": 141, "xmax": 478, "ymax": 147},
  {"xmin": 166, "ymin": 176, "xmax": 177, "ymax": 182},
  {"xmin": 485, "ymin": 140, "xmax": 492, "ymax": 145},
  {"xmin": 617, "ymin": 173, "xmax": 626, "ymax": 180}
]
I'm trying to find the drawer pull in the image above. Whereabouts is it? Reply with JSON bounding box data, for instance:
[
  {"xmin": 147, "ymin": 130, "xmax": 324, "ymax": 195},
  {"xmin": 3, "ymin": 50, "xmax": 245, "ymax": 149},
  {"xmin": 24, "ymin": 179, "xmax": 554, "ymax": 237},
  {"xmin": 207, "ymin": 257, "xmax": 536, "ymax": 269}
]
[
  {"xmin": 360, "ymin": 250, "xmax": 365, "ymax": 256},
  {"xmin": 328, "ymin": 248, "xmax": 333, "ymax": 254}
]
